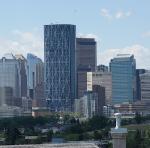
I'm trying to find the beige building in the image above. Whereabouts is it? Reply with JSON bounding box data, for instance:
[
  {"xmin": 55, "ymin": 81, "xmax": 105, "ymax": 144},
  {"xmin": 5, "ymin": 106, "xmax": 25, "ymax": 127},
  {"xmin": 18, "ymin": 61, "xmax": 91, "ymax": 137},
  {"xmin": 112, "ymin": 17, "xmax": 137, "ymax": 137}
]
[{"xmin": 91, "ymin": 72, "xmax": 112, "ymax": 105}]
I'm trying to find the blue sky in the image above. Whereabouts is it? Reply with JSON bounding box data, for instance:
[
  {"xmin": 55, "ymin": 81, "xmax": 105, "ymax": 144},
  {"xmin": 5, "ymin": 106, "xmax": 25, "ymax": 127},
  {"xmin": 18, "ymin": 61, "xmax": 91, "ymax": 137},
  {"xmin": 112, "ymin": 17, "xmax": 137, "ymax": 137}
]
[{"xmin": 0, "ymin": 0, "xmax": 150, "ymax": 68}]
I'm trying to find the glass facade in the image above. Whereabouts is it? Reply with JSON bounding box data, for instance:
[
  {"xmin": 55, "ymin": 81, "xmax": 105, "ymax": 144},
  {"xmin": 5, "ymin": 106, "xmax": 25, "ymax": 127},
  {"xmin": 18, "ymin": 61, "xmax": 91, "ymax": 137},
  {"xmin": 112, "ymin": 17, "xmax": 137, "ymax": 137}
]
[
  {"xmin": 0, "ymin": 54, "xmax": 21, "ymax": 105},
  {"xmin": 110, "ymin": 54, "xmax": 136, "ymax": 104},
  {"xmin": 27, "ymin": 53, "xmax": 43, "ymax": 99},
  {"xmin": 44, "ymin": 24, "xmax": 76, "ymax": 112}
]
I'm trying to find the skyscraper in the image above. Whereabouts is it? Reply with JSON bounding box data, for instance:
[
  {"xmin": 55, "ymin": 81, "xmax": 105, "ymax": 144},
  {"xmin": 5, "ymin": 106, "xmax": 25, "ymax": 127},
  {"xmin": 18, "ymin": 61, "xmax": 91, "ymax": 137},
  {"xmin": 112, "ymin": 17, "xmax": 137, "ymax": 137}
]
[
  {"xmin": 15, "ymin": 54, "xmax": 27, "ymax": 98},
  {"xmin": 27, "ymin": 53, "xmax": 44, "ymax": 100},
  {"xmin": 110, "ymin": 54, "xmax": 136, "ymax": 104},
  {"xmin": 0, "ymin": 54, "xmax": 21, "ymax": 106},
  {"xmin": 44, "ymin": 24, "xmax": 76, "ymax": 112},
  {"xmin": 76, "ymin": 38, "xmax": 97, "ymax": 71},
  {"xmin": 76, "ymin": 38, "xmax": 97, "ymax": 99}
]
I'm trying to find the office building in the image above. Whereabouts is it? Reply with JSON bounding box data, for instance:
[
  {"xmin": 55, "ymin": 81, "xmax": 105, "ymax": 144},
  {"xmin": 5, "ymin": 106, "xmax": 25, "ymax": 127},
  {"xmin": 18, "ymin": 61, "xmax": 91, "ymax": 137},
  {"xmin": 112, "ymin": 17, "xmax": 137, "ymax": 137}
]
[
  {"xmin": 75, "ymin": 91, "xmax": 97, "ymax": 118},
  {"xmin": 15, "ymin": 54, "xmax": 27, "ymax": 97},
  {"xmin": 27, "ymin": 53, "xmax": 44, "ymax": 101},
  {"xmin": 0, "ymin": 53, "xmax": 21, "ymax": 106},
  {"xmin": 140, "ymin": 72, "xmax": 150, "ymax": 102},
  {"xmin": 76, "ymin": 38, "xmax": 97, "ymax": 71},
  {"xmin": 44, "ymin": 24, "xmax": 76, "ymax": 112},
  {"xmin": 93, "ymin": 85, "xmax": 105, "ymax": 115},
  {"xmin": 136, "ymin": 69, "xmax": 146, "ymax": 100},
  {"xmin": 77, "ymin": 71, "xmax": 93, "ymax": 98},
  {"xmin": 97, "ymin": 64, "xmax": 108, "ymax": 72},
  {"xmin": 91, "ymin": 71, "xmax": 112, "ymax": 105},
  {"xmin": 110, "ymin": 54, "xmax": 136, "ymax": 104}
]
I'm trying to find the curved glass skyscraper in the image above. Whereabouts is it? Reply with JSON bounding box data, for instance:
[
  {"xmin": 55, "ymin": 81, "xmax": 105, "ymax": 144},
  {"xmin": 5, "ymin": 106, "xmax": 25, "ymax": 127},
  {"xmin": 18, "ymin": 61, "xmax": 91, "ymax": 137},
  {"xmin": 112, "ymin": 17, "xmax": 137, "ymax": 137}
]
[{"xmin": 44, "ymin": 24, "xmax": 76, "ymax": 112}]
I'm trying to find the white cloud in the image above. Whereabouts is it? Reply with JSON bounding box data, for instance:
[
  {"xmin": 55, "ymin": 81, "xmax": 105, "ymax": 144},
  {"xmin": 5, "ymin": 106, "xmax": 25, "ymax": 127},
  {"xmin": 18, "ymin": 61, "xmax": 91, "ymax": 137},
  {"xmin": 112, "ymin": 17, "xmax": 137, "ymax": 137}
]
[
  {"xmin": 98, "ymin": 44, "xmax": 150, "ymax": 69},
  {"xmin": 115, "ymin": 11, "xmax": 132, "ymax": 19},
  {"xmin": 142, "ymin": 31, "xmax": 150, "ymax": 38},
  {"xmin": 100, "ymin": 8, "xmax": 112, "ymax": 20},
  {"xmin": 0, "ymin": 30, "xmax": 43, "ymax": 60},
  {"xmin": 100, "ymin": 8, "xmax": 132, "ymax": 20}
]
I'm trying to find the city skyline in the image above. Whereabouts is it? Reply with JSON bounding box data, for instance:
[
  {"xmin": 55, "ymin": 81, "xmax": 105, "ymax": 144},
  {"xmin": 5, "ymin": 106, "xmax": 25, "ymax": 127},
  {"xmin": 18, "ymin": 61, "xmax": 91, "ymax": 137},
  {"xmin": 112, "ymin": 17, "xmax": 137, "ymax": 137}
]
[{"xmin": 0, "ymin": 0, "xmax": 150, "ymax": 69}]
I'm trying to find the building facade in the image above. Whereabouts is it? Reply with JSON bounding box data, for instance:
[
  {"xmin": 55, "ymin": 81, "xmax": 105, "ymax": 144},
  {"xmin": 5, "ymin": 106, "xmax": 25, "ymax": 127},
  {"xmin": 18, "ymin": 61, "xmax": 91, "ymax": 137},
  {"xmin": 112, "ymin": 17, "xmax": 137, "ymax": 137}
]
[
  {"xmin": 75, "ymin": 91, "xmax": 97, "ymax": 118},
  {"xmin": 140, "ymin": 72, "xmax": 150, "ymax": 102},
  {"xmin": 44, "ymin": 24, "xmax": 76, "ymax": 112},
  {"xmin": 110, "ymin": 54, "xmax": 136, "ymax": 104},
  {"xmin": 15, "ymin": 54, "xmax": 28, "ymax": 98},
  {"xmin": 76, "ymin": 38, "xmax": 97, "ymax": 71},
  {"xmin": 136, "ymin": 69, "xmax": 146, "ymax": 100},
  {"xmin": 0, "ymin": 54, "xmax": 21, "ymax": 106},
  {"xmin": 93, "ymin": 85, "xmax": 105, "ymax": 115},
  {"xmin": 27, "ymin": 53, "xmax": 44, "ymax": 100},
  {"xmin": 91, "ymin": 71, "xmax": 112, "ymax": 105},
  {"xmin": 77, "ymin": 71, "xmax": 93, "ymax": 98}
]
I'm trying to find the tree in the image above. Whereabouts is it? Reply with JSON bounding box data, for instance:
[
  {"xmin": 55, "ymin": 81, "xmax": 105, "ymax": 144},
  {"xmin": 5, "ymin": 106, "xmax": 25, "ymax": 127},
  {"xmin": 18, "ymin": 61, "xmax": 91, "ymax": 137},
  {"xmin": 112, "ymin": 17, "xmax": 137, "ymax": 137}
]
[
  {"xmin": 46, "ymin": 130, "xmax": 53, "ymax": 142},
  {"xmin": 135, "ymin": 112, "xmax": 142, "ymax": 124}
]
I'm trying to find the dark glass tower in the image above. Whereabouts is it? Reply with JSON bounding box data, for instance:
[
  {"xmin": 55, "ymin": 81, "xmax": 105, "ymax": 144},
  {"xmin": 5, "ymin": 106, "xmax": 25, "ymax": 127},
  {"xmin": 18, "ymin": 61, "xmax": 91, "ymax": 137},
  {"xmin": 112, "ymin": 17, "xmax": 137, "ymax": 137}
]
[{"xmin": 44, "ymin": 24, "xmax": 76, "ymax": 112}]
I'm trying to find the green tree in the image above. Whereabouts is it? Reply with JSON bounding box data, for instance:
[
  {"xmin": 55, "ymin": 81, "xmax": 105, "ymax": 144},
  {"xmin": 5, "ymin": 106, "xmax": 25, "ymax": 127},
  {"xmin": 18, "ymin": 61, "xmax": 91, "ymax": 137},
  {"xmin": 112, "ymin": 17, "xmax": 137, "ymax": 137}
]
[{"xmin": 135, "ymin": 112, "xmax": 142, "ymax": 124}]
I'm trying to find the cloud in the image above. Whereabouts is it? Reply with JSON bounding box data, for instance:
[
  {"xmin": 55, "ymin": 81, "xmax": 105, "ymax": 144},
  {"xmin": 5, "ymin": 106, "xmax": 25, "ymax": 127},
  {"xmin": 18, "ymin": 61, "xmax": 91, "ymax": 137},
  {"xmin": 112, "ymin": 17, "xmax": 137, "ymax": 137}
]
[
  {"xmin": 98, "ymin": 44, "xmax": 150, "ymax": 69},
  {"xmin": 0, "ymin": 30, "xmax": 43, "ymax": 60},
  {"xmin": 142, "ymin": 31, "xmax": 150, "ymax": 38},
  {"xmin": 100, "ymin": 8, "xmax": 132, "ymax": 20},
  {"xmin": 115, "ymin": 11, "xmax": 132, "ymax": 19},
  {"xmin": 100, "ymin": 8, "xmax": 112, "ymax": 20}
]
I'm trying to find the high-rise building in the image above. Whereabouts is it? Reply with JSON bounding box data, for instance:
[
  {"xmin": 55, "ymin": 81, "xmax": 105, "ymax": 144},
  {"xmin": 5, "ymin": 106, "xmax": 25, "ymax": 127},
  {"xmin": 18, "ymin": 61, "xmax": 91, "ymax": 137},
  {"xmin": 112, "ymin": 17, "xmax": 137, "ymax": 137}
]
[
  {"xmin": 75, "ymin": 91, "xmax": 97, "ymax": 118},
  {"xmin": 91, "ymin": 71, "xmax": 112, "ymax": 105},
  {"xmin": 44, "ymin": 24, "xmax": 76, "ymax": 112},
  {"xmin": 76, "ymin": 38, "xmax": 97, "ymax": 71},
  {"xmin": 77, "ymin": 71, "xmax": 93, "ymax": 98},
  {"xmin": 27, "ymin": 53, "xmax": 44, "ymax": 100},
  {"xmin": 15, "ymin": 55, "xmax": 27, "ymax": 98},
  {"xmin": 140, "ymin": 72, "xmax": 150, "ymax": 102},
  {"xmin": 0, "ymin": 54, "xmax": 21, "ymax": 106},
  {"xmin": 93, "ymin": 85, "xmax": 105, "ymax": 115},
  {"xmin": 136, "ymin": 69, "xmax": 146, "ymax": 100},
  {"xmin": 110, "ymin": 54, "xmax": 136, "ymax": 104},
  {"xmin": 76, "ymin": 38, "xmax": 97, "ymax": 99}
]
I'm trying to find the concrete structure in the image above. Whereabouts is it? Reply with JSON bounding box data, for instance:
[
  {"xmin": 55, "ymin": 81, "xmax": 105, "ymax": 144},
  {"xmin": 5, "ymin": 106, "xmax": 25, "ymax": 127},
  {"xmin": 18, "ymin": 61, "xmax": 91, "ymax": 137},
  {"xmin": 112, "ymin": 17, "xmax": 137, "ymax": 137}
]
[
  {"xmin": 136, "ymin": 69, "xmax": 146, "ymax": 100},
  {"xmin": 97, "ymin": 64, "xmax": 108, "ymax": 72},
  {"xmin": 76, "ymin": 38, "xmax": 97, "ymax": 72},
  {"xmin": 0, "ymin": 143, "xmax": 99, "ymax": 148},
  {"xmin": 110, "ymin": 54, "xmax": 136, "ymax": 104},
  {"xmin": 91, "ymin": 71, "xmax": 112, "ymax": 105},
  {"xmin": 44, "ymin": 24, "xmax": 76, "ymax": 112},
  {"xmin": 140, "ymin": 72, "xmax": 150, "ymax": 102},
  {"xmin": 111, "ymin": 113, "xmax": 128, "ymax": 148}
]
